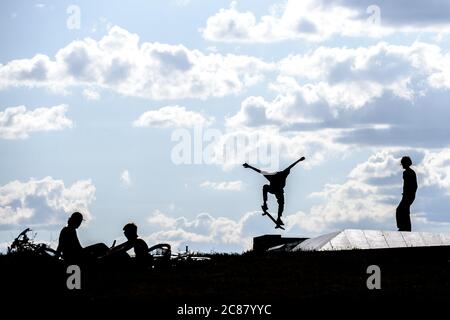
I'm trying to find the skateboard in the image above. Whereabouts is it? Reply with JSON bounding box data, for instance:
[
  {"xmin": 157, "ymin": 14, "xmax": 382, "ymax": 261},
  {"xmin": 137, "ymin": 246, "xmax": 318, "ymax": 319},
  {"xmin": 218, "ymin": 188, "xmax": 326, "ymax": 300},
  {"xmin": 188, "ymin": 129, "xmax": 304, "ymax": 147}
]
[{"xmin": 261, "ymin": 206, "xmax": 285, "ymax": 230}]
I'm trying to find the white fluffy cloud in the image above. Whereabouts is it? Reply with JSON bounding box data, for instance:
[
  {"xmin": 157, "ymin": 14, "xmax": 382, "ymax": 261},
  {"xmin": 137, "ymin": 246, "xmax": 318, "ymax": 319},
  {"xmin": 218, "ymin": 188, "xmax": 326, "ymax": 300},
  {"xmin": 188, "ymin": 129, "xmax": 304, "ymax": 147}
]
[
  {"xmin": 279, "ymin": 41, "xmax": 446, "ymax": 85},
  {"xmin": 0, "ymin": 26, "xmax": 272, "ymax": 99},
  {"xmin": 0, "ymin": 177, "xmax": 96, "ymax": 229},
  {"xmin": 120, "ymin": 170, "xmax": 131, "ymax": 187},
  {"xmin": 202, "ymin": 0, "xmax": 383, "ymax": 43},
  {"xmin": 419, "ymin": 150, "xmax": 450, "ymax": 194},
  {"xmin": 199, "ymin": 124, "xmax": 346, "ymax": 171},
  {"xmin": 224, "ymin": 41, "xmax": 450, "ymax": 156},
  {"xmin": 202, "ymin": 0, "xmax": 450, "ymax": 43},
  {"xmin": 82, "ymin": 88, "xmax": 101, "ymax": 100},
  {"xmin": 130, "ymin": 39, "xmax": 450, "ymax": 175},
  {"xmin": 200, "ymin": 180, "xmax": 243, "ymax": 191},
  {"xmin": 275, "ymin": 41, "xmax": 449, "ymax": 115},
  {"xmin": 334, "ymin": 0, "xmax": 450, "ymax": 32},
  {"xmin": 311, "ymin": 151, "xmax": 401, "ymax": 229},
  {"xmin": 0, "ymin": 104, "xmax": 73, "ymax": 139},
  {"xmin": 133, "ymin": 105, "xmax": 213, "ymax": 128},
  {"xmin": 146, "ymin": 210, "xmax": 266, "ymax": 252}
]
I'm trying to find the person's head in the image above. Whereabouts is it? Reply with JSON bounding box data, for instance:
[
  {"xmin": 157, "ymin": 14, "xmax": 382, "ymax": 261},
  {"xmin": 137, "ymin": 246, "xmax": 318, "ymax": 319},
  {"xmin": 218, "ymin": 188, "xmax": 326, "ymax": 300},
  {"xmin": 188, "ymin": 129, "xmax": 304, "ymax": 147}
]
[
  {"xmin": 123, "ymin": 223, "xmax": 138, "ymax": 240},
  {"xmin": 401, "ymin": 156, "xmax": 413, "ymax": 169},
  {"xmin": 68, "ymin": 212, "xmax": 83, "ymax": 228}
]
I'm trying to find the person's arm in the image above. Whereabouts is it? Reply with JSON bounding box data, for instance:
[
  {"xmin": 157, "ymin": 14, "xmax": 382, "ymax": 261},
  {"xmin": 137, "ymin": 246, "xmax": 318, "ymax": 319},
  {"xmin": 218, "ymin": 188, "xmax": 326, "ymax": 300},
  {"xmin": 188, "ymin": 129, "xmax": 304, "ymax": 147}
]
[
  {"xmin": 55, "ymin": 228, "xmax": 65, "ymax": 258},
  {"xmin": 413, "ymin": 171, "xmax": 418, "ymax": 192},
  {"xmin": 108, "ymin": 241, "xmax": 133, "ymax": 255},
  {"xmin": 242, "ymin": 163, "xmax": 262, "ymax": 174},
  {"xmin": 55, "ymin": 241, "xmax": 62, "ymax": 258},
  {"xmin": 286, "ymin": 157, "xmax": 306, "ymax": 171}
]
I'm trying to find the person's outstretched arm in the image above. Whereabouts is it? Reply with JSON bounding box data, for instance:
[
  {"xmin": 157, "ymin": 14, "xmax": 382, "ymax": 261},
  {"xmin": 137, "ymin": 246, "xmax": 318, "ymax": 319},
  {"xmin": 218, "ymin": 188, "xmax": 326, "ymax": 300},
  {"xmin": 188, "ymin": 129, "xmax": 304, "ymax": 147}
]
[
  {"xmin": 243, "ymin": 163, "xmax": 262, "ymax": 174},
  {"xmin": 286, "ymin": 156, "xmax": 306, "ymax": 171}
]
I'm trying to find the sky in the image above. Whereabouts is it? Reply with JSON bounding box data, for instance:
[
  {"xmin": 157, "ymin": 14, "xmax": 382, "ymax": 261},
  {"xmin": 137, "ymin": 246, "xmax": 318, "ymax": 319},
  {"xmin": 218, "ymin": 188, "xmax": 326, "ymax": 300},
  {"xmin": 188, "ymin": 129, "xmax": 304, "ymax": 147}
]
[{"xmin": 1, "ymin": 0, "xmax": 450, "ymax": 253}]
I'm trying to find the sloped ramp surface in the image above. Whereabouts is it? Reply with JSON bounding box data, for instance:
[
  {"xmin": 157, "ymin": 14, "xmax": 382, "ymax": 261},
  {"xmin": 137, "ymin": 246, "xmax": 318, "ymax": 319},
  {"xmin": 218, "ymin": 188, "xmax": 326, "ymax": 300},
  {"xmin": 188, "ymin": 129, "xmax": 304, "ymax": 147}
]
[{"xmin": 293, "ymin": 229, "xmax": 450, "ymax": 251}]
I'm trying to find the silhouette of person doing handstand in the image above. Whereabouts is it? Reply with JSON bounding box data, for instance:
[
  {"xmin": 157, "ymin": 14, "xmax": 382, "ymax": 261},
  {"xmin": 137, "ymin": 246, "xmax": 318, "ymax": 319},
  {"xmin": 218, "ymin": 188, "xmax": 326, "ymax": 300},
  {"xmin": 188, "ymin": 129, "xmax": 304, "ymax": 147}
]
[
  {"xmin": 243, "ymin": 157, "xmax": 305, "ymax": 225},
  {"xmin": 396, "ymin": 156, "xmax": 417, "ymax": 232}
]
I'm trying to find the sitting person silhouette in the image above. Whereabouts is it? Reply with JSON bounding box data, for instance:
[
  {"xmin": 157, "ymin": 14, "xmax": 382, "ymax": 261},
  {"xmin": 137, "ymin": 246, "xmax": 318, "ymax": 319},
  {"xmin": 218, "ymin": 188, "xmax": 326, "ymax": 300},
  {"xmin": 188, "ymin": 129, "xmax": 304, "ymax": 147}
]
[
  {"xmin": 396, "ymin": 156, "xmax": 418, "ymax": 232},
  {"xmin": 243, "ymin": 157, "xmax": 305, "ymax": 225},
  {"xmin": 106, "ymin": 223, "xmax": 149, "ymax": 261},
  {"xmin": 56, "ymin": 212, "xmax": 109, "ymax": 263}
]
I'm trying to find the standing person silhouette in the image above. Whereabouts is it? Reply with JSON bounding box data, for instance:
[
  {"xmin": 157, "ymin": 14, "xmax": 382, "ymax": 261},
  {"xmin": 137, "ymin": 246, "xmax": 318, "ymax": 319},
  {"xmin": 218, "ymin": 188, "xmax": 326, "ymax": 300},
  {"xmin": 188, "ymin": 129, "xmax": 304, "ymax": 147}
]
[
  {"xmin": 396, "ymin": 156, "xmax": 417, "ymax": 232},
  {"xmin": 243, "ymin": 157, "xmax": 305, "ymax": 226}
]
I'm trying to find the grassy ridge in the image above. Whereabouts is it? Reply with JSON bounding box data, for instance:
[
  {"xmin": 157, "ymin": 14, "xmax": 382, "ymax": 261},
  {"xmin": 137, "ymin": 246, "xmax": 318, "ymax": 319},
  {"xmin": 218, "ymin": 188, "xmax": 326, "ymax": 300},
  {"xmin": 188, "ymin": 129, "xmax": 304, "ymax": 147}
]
[{"xmin": 2, "ymin": 246, "xmax": 450, "ymax": 305}]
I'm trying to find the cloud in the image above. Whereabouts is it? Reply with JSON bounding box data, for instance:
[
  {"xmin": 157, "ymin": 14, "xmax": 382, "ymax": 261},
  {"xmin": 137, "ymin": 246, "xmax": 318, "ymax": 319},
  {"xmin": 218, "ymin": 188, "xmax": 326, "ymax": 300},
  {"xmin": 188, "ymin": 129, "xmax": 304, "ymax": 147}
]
[
  {"xmin": 133, "ymin": 105, "xmax": 213, "ymax": 128},
  {"xmin": 0, "ymin": 104, "xmax": 73, "ymax": 139},
  {"xmin": 257, "ymin": 43, "xmax": 421, "ymax": 121},
  {"xmin": 171, "ymin": 0, "xmax": 191, "ymax": 7},
  {"xmin": 147, "ymin": 209, "xmax": 178, "ymax": 228},
  {"xmin": 419, "ymin": 149, "xmax": 450, "ymax": 194},
  {"xmin": 146, "ymin": 202, "xmax": 437, "ymax": 252},
  {"xmin": 226, "ymin": 96, "xmax": 277, "ymax": 128},
  {"xmin": 277, "ymin": 41, "xmax": 448, "ymax": 104},
  {"xmin": 0, "ymin": 26, "xmax": 272, "ymax": 99},
  {"xmin": 120, "ymin": 170, "xmax": 131, "ymax": 187},
  {"xmin": 146, "ymin": 210, "xmax": 272, "ymax": 252},
  {"xmin": 224, "ymin": 41, "xmax": 450, "ymax": 152},
  {"xmin": 201, "ymin": 0, "xmax": 383, "ymax": 43},
  {"xmin": 333, "ymin": 0, "xmax": 450, "ymax": 30},
  {"xmin": 186, "ymin": 39, "xmax": 450, "ymax": 175},
  {"xmin": 202, "ymin": 0, "xmax": 450, "ymax": 43},
  {"xmin": 334, "ymin": 88, "xmax": 450, "ymax": 149},
  {"xmin": 0, "ymin": 177, "xmax": 96, "ymax": 230},
  {"xmin": 82, "ymin": 88, "xmax": 101, "ymax": 100},
  {"xmin": 200, "ymin": 180, "xmax": 243, "ymax": 191},
  {"xmin": 213, "ymin": 127, "xmax": 346, "ymax": 170}
]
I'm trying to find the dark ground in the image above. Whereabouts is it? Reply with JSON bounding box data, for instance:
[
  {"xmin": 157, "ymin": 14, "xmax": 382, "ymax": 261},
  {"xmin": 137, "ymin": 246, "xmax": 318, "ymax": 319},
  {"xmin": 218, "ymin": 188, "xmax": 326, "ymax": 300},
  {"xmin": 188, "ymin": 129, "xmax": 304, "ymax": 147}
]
[{"xmin": 1, "ymin": 246, "xmax": 450, "ymax": 317}]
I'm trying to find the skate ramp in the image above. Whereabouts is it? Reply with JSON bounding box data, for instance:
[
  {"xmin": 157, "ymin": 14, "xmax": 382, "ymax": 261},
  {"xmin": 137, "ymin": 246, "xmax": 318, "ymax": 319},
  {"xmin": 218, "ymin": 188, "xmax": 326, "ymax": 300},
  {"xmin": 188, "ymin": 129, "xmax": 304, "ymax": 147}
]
[{"xmin": 292, "ymin": 229, "xmax": 450, "ymax": 251}]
